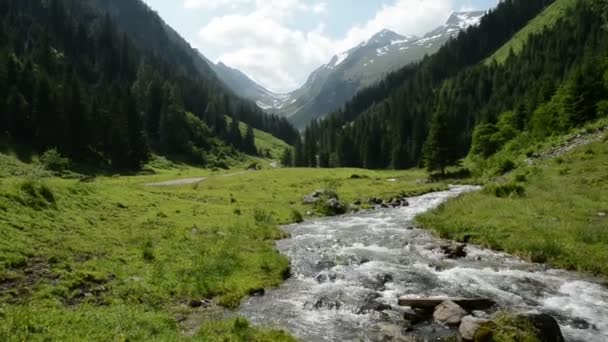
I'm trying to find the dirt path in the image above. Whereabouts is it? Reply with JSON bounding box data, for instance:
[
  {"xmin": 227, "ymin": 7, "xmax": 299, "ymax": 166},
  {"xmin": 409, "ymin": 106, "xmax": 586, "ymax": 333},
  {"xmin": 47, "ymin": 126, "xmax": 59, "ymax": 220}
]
[{"xmin": 145, "ymin": 170, "xmax": 252, "ymax": 187}]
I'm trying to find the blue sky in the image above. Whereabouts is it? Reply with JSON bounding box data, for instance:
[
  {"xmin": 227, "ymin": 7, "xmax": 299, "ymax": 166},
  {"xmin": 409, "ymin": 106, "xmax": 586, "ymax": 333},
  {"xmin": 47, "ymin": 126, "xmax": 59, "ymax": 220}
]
[{"xmin": 142, "ymin": 0, "xmax": 497, "ymax": 93}]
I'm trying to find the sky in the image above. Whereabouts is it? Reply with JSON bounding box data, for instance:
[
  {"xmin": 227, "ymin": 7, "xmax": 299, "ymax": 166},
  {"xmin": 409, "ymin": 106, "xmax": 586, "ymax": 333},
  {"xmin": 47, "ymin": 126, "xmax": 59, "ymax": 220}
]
[{"xmin": 142, "ymin": 0, "xmax": 497, "ymax": 93}]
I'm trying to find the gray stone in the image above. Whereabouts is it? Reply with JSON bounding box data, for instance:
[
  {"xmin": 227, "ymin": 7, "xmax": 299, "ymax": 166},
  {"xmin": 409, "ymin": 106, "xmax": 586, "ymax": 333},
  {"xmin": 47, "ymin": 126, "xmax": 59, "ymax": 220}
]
[
  {"xmin": 326, "ymin": 198, "xmax": 346, "ymax": 215},
  {"xmin": 433, "ymin": 300, "xmax": 467, "ymax": 325},
  {"xmin": 459, "ymin": 315, "xmax": 490, "ymax": 340}
]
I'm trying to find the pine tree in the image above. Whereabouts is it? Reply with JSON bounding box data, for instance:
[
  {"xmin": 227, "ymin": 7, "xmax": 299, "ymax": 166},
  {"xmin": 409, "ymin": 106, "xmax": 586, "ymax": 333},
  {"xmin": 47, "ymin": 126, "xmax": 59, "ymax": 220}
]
[
  {"xmin": 66, "ymin": 79, "xmax": 89, "ymax": 160},
  {"xmin": 280, "ymin": 147, "xmax": 293, "ymax": 167},
  {"xmin": 423, "ymin": 111, "xmax": 456, "ymax": 175},
  {"xmin": 294, "ymin": 136, "xmax": 306, "ymax": 167},
  {"xmin": 124, "ymin": 88, "xmax": 149, "ymax": 168},
  {"xmin": 243, "ymin": 124, "xmax": 256, "ymax": 155},
  {"xmin": 228, "ymin": 118, "xmax": 242, "ymax": 150}
]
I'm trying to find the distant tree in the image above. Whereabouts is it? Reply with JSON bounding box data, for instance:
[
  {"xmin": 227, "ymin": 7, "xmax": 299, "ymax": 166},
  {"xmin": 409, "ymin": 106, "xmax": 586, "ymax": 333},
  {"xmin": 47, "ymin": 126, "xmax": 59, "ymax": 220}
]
[
  {"xmin": 294, "ymin": 136, "xmax": 306, "ymax": 167},
  {"xmin": 423, "ymin": 111, "xmax": 457, "ymax": 175},
  {"xmin": 280, "ymin": 147, "xmax": 293, "ymax": 167},
  {"xmin": 228, "ymin": 118, "xmax": 242, "ymax": 150},
  {"xmin": 243, "ymin": 124, "xmax": 257, "ymax": 155}
]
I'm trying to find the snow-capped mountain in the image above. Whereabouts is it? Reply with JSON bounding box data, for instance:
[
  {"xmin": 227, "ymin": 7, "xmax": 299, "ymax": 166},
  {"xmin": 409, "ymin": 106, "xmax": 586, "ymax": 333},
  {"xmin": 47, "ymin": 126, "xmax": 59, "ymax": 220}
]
[{"xmin": 205, "ymin": 10, "xmax": 486, "ymax": 129}]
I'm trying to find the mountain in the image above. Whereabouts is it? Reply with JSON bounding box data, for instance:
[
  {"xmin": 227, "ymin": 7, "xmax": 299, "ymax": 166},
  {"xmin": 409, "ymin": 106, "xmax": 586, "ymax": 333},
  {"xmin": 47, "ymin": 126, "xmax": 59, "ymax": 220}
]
[
  {"xmin": 92, "ymin": 0, "xmax": 298, "ymax": 145},
  {"xmin": 252, "ymin": 11, "xmax": 485, "ymax": 129},
  {"xmin": 0, "ymin": 0, "xmax": 299, "ymax": 171},
  {"xmin": 199, "ymin": 55, "xmax": 293, "ymax": 112},
  {"xmin": 293, "ymin": 0, "xmax": 605, "ymax": 170}
]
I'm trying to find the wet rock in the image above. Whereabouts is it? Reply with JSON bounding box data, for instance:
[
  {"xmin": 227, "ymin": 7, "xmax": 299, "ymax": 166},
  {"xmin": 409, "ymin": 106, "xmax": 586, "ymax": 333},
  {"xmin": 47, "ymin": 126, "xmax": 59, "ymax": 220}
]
[
  {"xmin": 379, "ymin": 324, "xmax": 416, "ymax": 342},
  {"xmin": 475, "ymin": 313, "xmax": 564, "ymax": 342},
  {"xmin": 398, "ymin": 297, "xmax": 495, "ymax": 312},
  {"xmin": 570, "ymin": 317, "xmax": 592, "ymax": 330},
  {"xmin": 389, "ymin": 198, "xmax": 410, "ymax": 208},
  {"xmin": 248, "ymin": 288, "xmax": 265, "ymax": 297},
  {"xmin": 433, "ymin": 300, "xmax": 467, "ymax": 325},
  {"xmin": 303, "ymin": 189, "xmax": 338, "ymax": 205},
  {"xmin": 325, "ymin": 198, "xmax": 347, "ymax": 216},
  {"xmin": 459, "ymin": 315, "xmax": 490, "ymax": 340},
  {"xmin": 369, "ymin": 197, "xmax": 383, "ymax": 205},
  {"xmin": 402, "ymin": 308, "xmax": 428, "ymax": 324},
  {"xmin": 357, "ymin": 300, "xmax": 393, "ymax": 314},
  {"xmin": 312, "ymin": 296, "xmax": 342, "ymax": 310},
  {"xmin": 440, "ymin": 243, "xmax": 467, "ymax": 259},
  {"xmin": 524, "ymin": 313, "xmax": 565, "ymax": 342},
  {"xmin": 188, "ymin": 299, "xmax": 213, "ymax": 308}
]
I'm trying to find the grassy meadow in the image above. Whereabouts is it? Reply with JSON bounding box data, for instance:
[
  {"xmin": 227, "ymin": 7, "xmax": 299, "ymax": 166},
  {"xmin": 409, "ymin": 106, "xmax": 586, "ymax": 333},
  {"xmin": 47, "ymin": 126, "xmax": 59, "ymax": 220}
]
[
  {"xmin": 0, "ymin": 150, "xmax": 445, "ymax": 341},
  {"xmin": 418, "ymin": 135, "xmax": 608, "ymax": 275}
]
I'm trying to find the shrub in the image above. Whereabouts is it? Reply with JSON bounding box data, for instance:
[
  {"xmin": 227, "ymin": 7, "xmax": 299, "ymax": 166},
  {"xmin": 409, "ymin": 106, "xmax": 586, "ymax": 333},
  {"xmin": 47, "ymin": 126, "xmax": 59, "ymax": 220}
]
[
  {"xmin": 290, "ymin": 209, "xmax": 304, "ymax": 223},
  {"xmin": 485, "ymin": 183, "xmax": 526, "ymax": 198},
  {"xmin": 40, "ymin": 149, "xmax": 70, "ymax": 173},
  {"xmin": 496, "ymin": 159, "xmax": 516, "ymax": 175}
]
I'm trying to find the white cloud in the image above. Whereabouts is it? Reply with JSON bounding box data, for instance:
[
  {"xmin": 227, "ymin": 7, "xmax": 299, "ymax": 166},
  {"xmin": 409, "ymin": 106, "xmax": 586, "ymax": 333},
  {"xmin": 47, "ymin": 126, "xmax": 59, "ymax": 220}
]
[
  {"xmin": 193, "ymin": 0, "xmax": 457, "ymax": 93},
  {"xmin": 195, "ymin": 0, "xmax": 334, "ymax": 92},
  {"xmin": 184, "ymin": 0, "xmax": 251, "ymax": 10}
]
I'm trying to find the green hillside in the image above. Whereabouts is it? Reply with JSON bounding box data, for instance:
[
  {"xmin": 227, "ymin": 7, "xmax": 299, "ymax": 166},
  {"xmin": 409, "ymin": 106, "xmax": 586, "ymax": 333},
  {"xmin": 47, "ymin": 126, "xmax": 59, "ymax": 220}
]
[
  {"xmin": 418, "ymin": 119, "xmax": 608, "ymax": 275},
  {"xmin": 234, "ymin": 119, "xmax": 290, "ymax": 160},
  {"xmin": 487, "ymin": 0, "xmax": 579, "ymax": 65}
]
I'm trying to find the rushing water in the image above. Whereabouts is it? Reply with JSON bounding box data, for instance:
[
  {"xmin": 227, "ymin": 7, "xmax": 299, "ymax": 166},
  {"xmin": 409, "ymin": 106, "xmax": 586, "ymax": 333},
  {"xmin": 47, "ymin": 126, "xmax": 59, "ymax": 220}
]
[{"xmin": 239, "ymin": 186, "xmax": 608, "ymax": 341}]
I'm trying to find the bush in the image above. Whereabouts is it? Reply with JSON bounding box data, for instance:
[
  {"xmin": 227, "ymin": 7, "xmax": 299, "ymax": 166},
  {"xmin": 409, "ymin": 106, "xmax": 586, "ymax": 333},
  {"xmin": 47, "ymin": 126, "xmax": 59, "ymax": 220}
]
[
  {"xmin": 40, "ymin": 149, "xmax": 70, "ymax": 173},
  {"xmin": 290, "ymin": 209, "xmax": 304, "ymax": 223},
  {"xmin": 496, "ymin": 159, "xmax": 516, "ymax": 175},
  {"xmin": 485, "ymin": 183, "xmax": 526, "ymax": 198}
]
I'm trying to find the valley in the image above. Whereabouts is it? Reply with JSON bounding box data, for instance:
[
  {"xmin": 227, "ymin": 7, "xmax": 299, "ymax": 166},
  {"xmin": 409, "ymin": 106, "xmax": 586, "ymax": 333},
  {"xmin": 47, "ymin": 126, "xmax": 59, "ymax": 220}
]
[{"xmin": 1, "ymin": 0, "xmax": 608, "ymax": 340}]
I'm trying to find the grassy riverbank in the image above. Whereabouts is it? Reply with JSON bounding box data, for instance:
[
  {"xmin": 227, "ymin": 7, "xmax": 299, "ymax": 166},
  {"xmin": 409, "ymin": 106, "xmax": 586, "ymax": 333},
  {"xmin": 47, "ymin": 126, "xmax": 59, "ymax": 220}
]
[
  {"xmin": 0, "ymin": 152, "xmax": 445, "ymax": 341},
  {"xmin": 418, "ymin": 133, "xmax": 608, "ymax": 275}
]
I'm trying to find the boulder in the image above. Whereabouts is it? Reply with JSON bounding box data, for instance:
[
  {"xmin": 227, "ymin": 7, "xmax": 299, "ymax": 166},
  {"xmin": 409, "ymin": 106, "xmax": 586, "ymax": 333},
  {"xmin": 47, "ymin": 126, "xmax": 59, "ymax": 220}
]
[
  {"xmin": 398, "ymin": 297, "xmax": 495, "ymax": 312},
  {"xmin": 459, "ymin": 315, "xmax": 490, "ymax": 340},
  {"xmin": 474, "ymin": 313, "xmax": 565, "ymax": 342},
  {"xmin": 524, "ymin": 313, "xmax": 565, "ymax": 342},
  {"xmin": 433, "ymin": 300, "xmax": 467, "ymax": 325},
  {"xmin": 302, "ymin": 189, "xmax": 338, "ymax": 205},
  {"xmin": 378, "ymin": 324, "xmax": 416, "ymax": 342},
  {"xmin": 325, "ymin": 198, "xmax": 346, "ymax": 216}
]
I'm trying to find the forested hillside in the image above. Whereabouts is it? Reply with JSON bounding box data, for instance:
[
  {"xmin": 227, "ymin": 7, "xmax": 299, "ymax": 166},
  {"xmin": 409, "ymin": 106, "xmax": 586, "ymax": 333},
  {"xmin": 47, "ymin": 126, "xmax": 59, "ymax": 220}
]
[
  {"xmin": 0, "ymin": 0, "xmax": 297, "ymax": 170},
  {"xmin": 293, "ymin": 0, "xmax": 608, "ymax": 172}
]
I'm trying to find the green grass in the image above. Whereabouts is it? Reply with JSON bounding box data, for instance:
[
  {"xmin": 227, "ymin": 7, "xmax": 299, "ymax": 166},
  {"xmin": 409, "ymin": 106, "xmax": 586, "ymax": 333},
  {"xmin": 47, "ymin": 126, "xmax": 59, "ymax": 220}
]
[
  {"xmin": 418, "ymin": 138, "xmax": 608, "ymax": 275},
  {"xmin": 486, "ymin": 0, "xmax": 579, "ymax": 65},
  {"xmin": 0, "ymin": 154, "xmax": 446, "ymax": 341},
  {"xmin": 225, "ymin": 116, "xmax": 290, "ymax": 160}
]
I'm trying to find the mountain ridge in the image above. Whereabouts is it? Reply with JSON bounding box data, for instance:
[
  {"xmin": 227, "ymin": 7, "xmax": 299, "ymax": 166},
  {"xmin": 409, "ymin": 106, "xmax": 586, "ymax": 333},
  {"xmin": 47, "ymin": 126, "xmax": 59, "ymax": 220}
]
[{"xmin": 210, "ymin": 10, "xmax": 486, "ymax": 129}]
